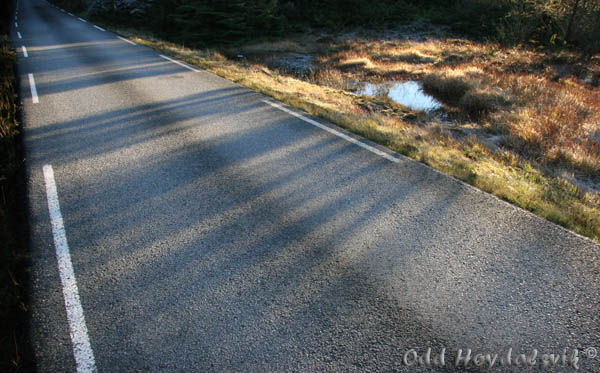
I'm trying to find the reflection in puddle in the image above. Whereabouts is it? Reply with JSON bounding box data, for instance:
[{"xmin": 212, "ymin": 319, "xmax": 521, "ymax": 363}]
[{"xmin": 357, "ymin": 81, "xmax": 442, "ymax": 112}]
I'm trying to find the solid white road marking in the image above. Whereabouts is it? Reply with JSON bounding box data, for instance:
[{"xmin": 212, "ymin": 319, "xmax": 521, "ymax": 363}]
[
  {"xmin": 93, "ymin": 25, "xmax": 105, "ymax": 32},
  {"xmin": 78, "ymin": 17, "xmax": 87, "ymax": 23},
  {"xmin": 17, "ymin": 32, "xmax": 22, "ymax": 39},
  {"xmin": 263, "ymin": 100, "xmax": 400, "ymax": 163},
  {"xmin": 117, "ymin": 36, "xmax": 136, "ymax": 45},
  {"xmin": 22, "ymin": 46, "xmax": 28, "ymax": 57},
  {"xmin": 159, "ymin": 54, "xmax": 200, "ymax": 72},
  {"xmin": 68, "ymin": 12, "xmax": 74, "ymax": 16},
  {"xmin": 43, "ymin": 165, "xmax": 97, "ymax": 373},
  {"xmin": 28, "ymin": 74, "xmax": 39, "ymax": 104}
]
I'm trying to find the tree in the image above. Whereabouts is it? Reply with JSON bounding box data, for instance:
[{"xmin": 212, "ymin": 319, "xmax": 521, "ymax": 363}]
[{"xmin": 170, "ymin": 0, "xmax": 283, "ymax": 45}]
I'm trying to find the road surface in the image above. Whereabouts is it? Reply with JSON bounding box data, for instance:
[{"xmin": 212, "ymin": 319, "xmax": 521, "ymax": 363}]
[{"xmin": 11, "ymin": 0, "xmax": 600, "ymax": 371}]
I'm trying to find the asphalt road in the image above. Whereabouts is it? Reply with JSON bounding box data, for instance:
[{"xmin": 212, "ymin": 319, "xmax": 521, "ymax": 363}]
[{"xmin": 12, "ymin": 0, "xmax": 600, "ymax": 371}]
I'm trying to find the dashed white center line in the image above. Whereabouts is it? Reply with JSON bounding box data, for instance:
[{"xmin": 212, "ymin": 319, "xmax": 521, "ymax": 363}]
[
  {"xmin": 15, "ymin": 22, "xmax": 18, "ymax": 27},
  {"xmin": 93, "ymin": 25, "xmax": 105, "ymax": 32},
  {"xmin": 61, "ymin": 9, "xmax": 65, "ymax": 12},
  {"xmin": 22, "ymin": 45, "xmax": 28, "ymax": 57},
  {"xmin": 68, "ymin": 12, "xmax": 74, "ymax": 16},
  {"xmin": 117, "ymin": 36, "xmax": 136, "ymax": 45},
  {"xmin": 28, "ymin": 73, "xmax": 39, "ymax": 104},
  {"xmin": 42, "ymin": 165, "xmax": 97, "ymax": 373},
  {"xmin": 17, "ymin": 32, "xmax": 22, "ymax": 39},
  {"xmin": 263, "ymin": 100, "xmax": 401, "ymax": 163},
  {"xmin": 159, "ymin": 54, "xmax": 200, "ymax": 72},
  {"xmin": 78, "ymin": 17, "xmax": 87, "ymax": 23}
]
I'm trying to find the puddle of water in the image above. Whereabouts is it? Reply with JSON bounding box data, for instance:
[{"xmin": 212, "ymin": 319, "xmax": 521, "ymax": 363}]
[{"xmin": 357, "ymin": 81, "xmax": 442, "ymax": 112}]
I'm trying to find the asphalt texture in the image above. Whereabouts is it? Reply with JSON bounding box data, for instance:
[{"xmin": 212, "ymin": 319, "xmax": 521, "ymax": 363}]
[{"xmin": 12, "ymin": 0, "xmax": 600, "ymax": 371}]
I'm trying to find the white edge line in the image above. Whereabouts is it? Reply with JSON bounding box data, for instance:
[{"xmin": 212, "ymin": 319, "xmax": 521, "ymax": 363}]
[
  {"xmin": 42, "ymin": 165, "xmax": 97, "ymax": 373},
  {"xmin": 22, "ymin": 45, "xmax": 28, "ymax": 57},
  {"xmin": 117, "ymin": 36, "xmax": 136, "ymax": 45},
  {"xmin": 93, "ymin": 25, "xmax": 105, "ymax": 32},
  {"xmin": 28, "ymin": 73, "xmax": 39, "ymax": 104},
  {"xmin": 78, "ymin": 17, "xmax": 87, "ymax": 23},
  {"xmin": 17, "ymin": 32, "xmax": 22, "ymax": 39},
  {"xmin": 159, "ymin": 54, "xmax": 200, "ymax": 72},
  {"xmin": 262, "ymin": 100, "xmax": 400, "ymax": 163}
]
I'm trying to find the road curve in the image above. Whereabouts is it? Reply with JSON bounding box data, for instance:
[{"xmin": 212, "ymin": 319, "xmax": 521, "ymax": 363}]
[{"xmin": 12, "ymin": 0, "xmax": 600, "ymax": 371}]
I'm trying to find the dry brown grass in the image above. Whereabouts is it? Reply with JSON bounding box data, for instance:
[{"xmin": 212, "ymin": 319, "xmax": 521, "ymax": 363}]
[
  {"xmin": 500, "ymin": 76, "xmax": 600, "ymax": 176},
  {"xmin": 316, "ymin": 36, "xmax": 600, "ymax": 178}
]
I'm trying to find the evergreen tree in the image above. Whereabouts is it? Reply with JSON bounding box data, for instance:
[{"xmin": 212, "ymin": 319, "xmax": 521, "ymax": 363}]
[{"xmin": 170, "ymin": 0, "xmax": 283, "ymax": 45}]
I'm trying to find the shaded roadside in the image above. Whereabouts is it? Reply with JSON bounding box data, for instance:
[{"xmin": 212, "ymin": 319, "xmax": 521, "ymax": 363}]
[{"xmin": 0, "ymin": 0, "xmax": 35, "ymax": 370}]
